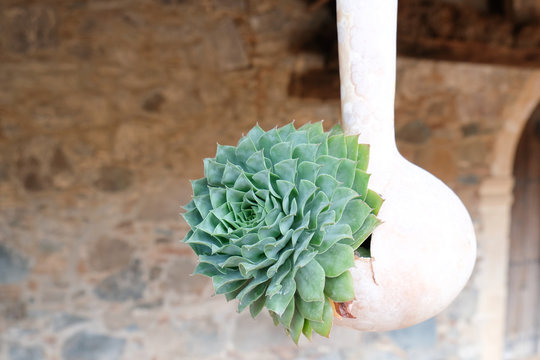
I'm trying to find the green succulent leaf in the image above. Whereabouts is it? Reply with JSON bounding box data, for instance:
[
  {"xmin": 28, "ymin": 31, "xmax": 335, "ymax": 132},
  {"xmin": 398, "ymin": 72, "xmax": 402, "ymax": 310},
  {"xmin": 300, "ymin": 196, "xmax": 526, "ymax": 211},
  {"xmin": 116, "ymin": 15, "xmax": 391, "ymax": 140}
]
[
  {"xmin": 356, "ymin": 144, "xmax": 370, "ymax": 171},
  {"xmin": 302, "ymin": 319, "xmax": 313, "ymax": 341},
  {"xmin": 311, "ymin": 297, "xmax": 334, "ymax": 338},
  {"xmin": 181, "ymin": 122, "xmax": 383, "ymax": 343},
  {"xmin": 366, "ymin": 189, "xmax": 384, "ymax": 215},
  {"xmin": 351, "ymin": 214, "xmax": 381, "ymax": 250},
  {"xmin": 315, "ymin": 243, "xmax": 354, "ymax": 278},
  {"xmin": 295, "ymin": 259, "xmax": 325, "ymax": 302},
  {"xmin": 328, "ymin": 135, "xmax": 347, "ymax": 158},
  {"xmin": 324, "ymin": 270, "xmax": 355, "ymax": 302},
  {"xmin": 249, "ymin": 292, "xmax": 267, "ymax": 317},
  {"xmin": 356, "ymin": 247, "xmax": 371, "ymax": 257},
  {"xmin": 289, "ymin": 310, "xmax": 305, "ymax": 344},
  {"xmin": 338, "ymin": 198, "xmax": 372, "ymax": 233},
  {"xmin": 345, "ymin": 135, "xmax": 359, "ymax": 161},
  {"xmin": 191, "ymin": 178, "xmax": 209, "ymax": 196},
  {"xmin": 279, "ymin": 296, "xmax": 295, "ymax": 329},
  {"xmin": 296, "ymin": 295, "xmax": 325, "ymax": 321},
  {"xmin": 266, "ymin": 273, "xmax": 296, "ymax": 316},
  {"xmin": 352, "ymin": 169, "xmax": 370, "ymax": 200}
]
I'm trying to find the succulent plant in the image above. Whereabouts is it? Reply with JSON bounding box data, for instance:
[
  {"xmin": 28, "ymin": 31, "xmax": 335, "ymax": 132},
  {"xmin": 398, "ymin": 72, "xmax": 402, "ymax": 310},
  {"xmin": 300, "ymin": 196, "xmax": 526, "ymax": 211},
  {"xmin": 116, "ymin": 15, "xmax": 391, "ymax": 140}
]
[{"xmin": 182, "ymin": 122, "xmax": 383, "ymax": 343}]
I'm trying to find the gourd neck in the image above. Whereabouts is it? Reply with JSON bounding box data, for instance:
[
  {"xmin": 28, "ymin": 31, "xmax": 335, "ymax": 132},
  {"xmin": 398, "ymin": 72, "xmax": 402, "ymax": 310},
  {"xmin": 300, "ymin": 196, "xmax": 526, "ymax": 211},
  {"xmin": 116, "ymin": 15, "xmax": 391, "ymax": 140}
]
[{"xmin": 336, "ymin": 0, "xmax": 399, "ymax": 174}]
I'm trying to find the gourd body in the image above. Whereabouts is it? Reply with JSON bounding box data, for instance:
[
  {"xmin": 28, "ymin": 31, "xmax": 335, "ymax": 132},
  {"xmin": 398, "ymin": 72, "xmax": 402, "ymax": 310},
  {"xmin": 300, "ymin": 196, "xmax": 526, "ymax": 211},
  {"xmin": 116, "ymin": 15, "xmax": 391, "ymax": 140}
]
[{"xmin": 336, "ymin": 0, "xmax": 477, "ymax": 330}]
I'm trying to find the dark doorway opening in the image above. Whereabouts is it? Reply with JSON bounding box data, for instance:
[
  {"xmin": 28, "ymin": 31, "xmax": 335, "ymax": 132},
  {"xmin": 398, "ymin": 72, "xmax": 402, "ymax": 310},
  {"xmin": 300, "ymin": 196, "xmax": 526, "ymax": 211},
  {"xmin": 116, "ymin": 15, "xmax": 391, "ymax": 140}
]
[{"xmin": 506, "ymin": 103, "xmax": 540, "ymax": 358}]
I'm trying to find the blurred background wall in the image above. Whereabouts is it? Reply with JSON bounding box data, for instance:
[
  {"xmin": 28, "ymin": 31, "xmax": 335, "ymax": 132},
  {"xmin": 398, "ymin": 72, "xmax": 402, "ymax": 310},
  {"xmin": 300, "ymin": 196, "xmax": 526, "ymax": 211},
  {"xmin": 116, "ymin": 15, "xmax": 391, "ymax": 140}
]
[{"xmin": 0, "ymin": 0, "xmax": 539, "ymax": 359}]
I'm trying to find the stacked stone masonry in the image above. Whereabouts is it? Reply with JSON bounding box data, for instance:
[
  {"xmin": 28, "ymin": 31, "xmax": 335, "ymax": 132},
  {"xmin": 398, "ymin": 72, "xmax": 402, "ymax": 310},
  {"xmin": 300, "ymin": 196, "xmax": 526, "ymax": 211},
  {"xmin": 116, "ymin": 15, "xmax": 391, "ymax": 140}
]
[{"xmin": 0, "ymin": 0, "xmax": 538, "ymax": 359}]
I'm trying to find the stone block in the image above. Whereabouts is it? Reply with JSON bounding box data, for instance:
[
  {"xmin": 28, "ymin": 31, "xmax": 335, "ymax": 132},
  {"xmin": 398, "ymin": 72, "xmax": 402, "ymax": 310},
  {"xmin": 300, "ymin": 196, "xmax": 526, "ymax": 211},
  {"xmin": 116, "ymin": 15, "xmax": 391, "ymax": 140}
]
[
  {"xmin": 62, "ymin": 331, "xmax": 125, "ymax": 360},
  {"xmin": 103, "ymin": 308, "xmax": 135, "ymax": 331},
  {"xmin": 232, "ymin": 312, "xmax": 291, "ymax": 352},
  {"xmin": 415, "ymin": 146, "xmax": 458, "ymax": 183},
  {"xmin": 461, "ymin": 123, "xmax": 480, "ymax": 137},
  {"xmin": 135, "ymin": 298, "xmax": 163, "ymax": 310},
  {"xmin": 178, "ymin": 317, "xmax": 226, "ymax": 357},
  {"xmin": 459, "ymin": 140, "xmax": 488, "ymax": 166},
  {"xmin": 33, "ymin": 253, "xmax": 69, "ymax": 277},
  {"xmin": 316, "ymin": 352, "xmax": 344, "ymax": 360},
  {"xmin": 397, "ymin": 120, "xmax": 432, "ymax": 144},
  {"xmin": 166, "ymin": 257, "xmax": 209, "ymax": 297},
  {"xmin": 458, "ymin": 174, "xmax": 480, "ymax": 185},
  {"xmin": 136, "ymin": 183, "xmax": 189, "ymax": 222},
  {"xmin": 213, "ymin": 0, "xmax": 246, "ymax": 12},
  {"xmin": 446, "ymin": 285, "xmax": 478, "ymax": 321},
  {"xmin": 94, "ymin": 166, "xmax": 134, "ymax": 192},
  {"xmin": 94, "ymin": 260, "xmax": 145, "ymax": 302},
  {"xmin": 15, "ymin": 154, "xmax": 50, "ymax": 192},
  {"xmin": 517, "ymin": 25, "xmax": 540, "ymax": 49},
  {"xmin": 141, "ymin": 92, "xmax": 165, "ymax": 113},
  {"xmin": 131, "ymin": 322, "xmax": 183, "ymax": 359},
  {"xmin": 247, "ymin": 0, "xmax": 275, "ymax": 14},
  {"xmin": 212, "ymin": 19, "xmax": 250, "ymax": 71},
  {"xmin": 249, "ymin": 8, "xmax": 287, "ymax": 34},
  {"xmin": 0, "ymin": 285, "xmax": 21, "ymax": 302},
  {"xmin": 51, "ymin": 313, "xmax": 89, "ymax": 332},
  {"xmin": 112, "ymin": 122, "xmax": 167, "ymax": 164},
  {"xmin": 50, "ymin": 147, "xmax": 72, "ymax": 174},
  {"xmin": 1, "ymin": 300, "xmax": 26, "ymax": 321},
  {"xmin": 288, "ymin": 69, "xmax": 340, "ymax": 100},
  {"xmin": 344, "ymin": 350, "xmax": 401, "ymax": 360},
  {"xmin": 8, "ymin": 343, "xmax": 44, "ymax": 360},
  {"xmin": 513, "ymin": 0, "xmax": 540, "ymax": 22},
  {"xmin": 0, "ymin": 244, "xmax": 29, "ymax": 284},
  {"xmin": 3, "ymin": 7, "xmax": 58, "ymax": 53},
  {"xmin": 388, "ymin": 317, "xmax": 437, "ymax": 350},
  {"xmin": 160, "ymin": 0, "xmax": 191, "ymax": 5},
  {"xmin": 0, "ymin": 163, "xmax": 9, "ymax": 182},
  {"xmin": 30, "ymin": 94, "xmax": 111, "ymax": 132},
  {"xmin": 0, "ymin": 118, "xmax": 26, "ymax": 141},
  {"xmin": 38, "ymin": 238, "xmax": 63, "ymax": 254},
  {"xmin": 420, "ymin": 94, "xmax": 458, "ymax": 130},
  {"xmin": 22, "ymin": 173, "xmax": 48, "ymax": 192},
  {"xmin": 149, "ymin": 266, "xmax": 162, "ymax": 281},
  {"xmin": 88, "ymin": 237, "xmax": 134, "ymax": 272}
]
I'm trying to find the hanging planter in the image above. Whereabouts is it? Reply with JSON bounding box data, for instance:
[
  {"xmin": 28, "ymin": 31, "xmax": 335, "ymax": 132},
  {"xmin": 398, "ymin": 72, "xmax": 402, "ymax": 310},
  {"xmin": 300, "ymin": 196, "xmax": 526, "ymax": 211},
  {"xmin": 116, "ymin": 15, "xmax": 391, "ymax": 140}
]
[
  {"xmin": 183, "ymin": 122, "xmax": 382, "ymax": 342},
  {"xmin": 182, "ymin": 0, "xmax": 476, "ymax": 343},
  {"xmin": 334, "ymin": 0, "xmax": 476, "ymax": 332}
]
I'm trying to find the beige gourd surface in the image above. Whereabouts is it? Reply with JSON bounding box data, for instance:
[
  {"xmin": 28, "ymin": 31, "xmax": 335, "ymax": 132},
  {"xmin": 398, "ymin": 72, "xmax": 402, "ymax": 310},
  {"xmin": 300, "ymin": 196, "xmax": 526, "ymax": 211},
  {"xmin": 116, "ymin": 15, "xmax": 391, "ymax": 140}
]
[{"xmin": 335, "ymin": 0, "xmax": 477, "ymax": 331}]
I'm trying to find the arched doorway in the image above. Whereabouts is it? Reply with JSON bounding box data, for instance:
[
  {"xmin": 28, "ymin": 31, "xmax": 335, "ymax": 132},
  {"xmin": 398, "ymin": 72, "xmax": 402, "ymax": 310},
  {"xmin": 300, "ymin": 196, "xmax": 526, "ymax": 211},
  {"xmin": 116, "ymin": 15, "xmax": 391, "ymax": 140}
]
[{"xmin": 506, "ymin": 103, "xmax": 540, "ymax": 359}]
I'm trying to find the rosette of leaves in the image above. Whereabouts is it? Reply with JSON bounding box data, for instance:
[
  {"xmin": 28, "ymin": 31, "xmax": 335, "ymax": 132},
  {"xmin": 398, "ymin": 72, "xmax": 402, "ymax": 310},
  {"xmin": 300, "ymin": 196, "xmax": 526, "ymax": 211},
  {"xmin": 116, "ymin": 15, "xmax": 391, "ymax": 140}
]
[{"xmin": 182, "ymin": 122, "xmax": 383, "ymax": 343}]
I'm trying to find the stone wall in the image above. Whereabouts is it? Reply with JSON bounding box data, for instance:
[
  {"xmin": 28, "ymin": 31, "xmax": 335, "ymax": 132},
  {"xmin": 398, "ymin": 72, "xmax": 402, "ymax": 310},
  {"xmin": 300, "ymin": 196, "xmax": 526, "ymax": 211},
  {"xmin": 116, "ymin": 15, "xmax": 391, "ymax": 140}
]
[{"xmin": 0, "ymin": 1, "xmax": 538, "ymax": 359}]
